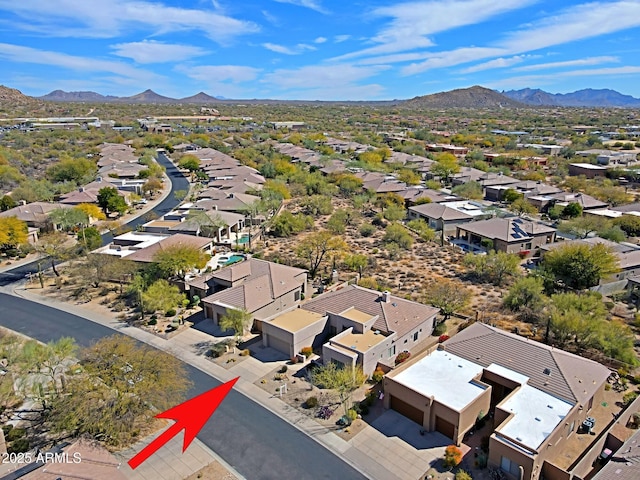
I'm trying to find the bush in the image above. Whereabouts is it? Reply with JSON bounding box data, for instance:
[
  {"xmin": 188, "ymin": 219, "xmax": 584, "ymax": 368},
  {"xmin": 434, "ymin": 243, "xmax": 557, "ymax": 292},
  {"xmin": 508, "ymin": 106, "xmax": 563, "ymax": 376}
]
[
  {"xmin": 433, "ymin": 322, "xmax": 447, "ymax": 336},
  {"xmin": 305, "ymin": 396, "xmax": 318, "ymax": 408},
  {"xmin": 605, "ymin": 383, "xmax": 612, "ymax": 391},
  {"xmin": 300, "ymin": 346, "xmax": 313, "ymax": 358},
  {"xmin": 165, "ymin": 308, "xmax": 177, "ymax": 317},
  {"xmin": 316, "ymin": 405, "xmax": 334, "ymax": 420},
  {"xmin": 207, "ymin": 343, "xmax": 227, "ymax": 358},
  {"xmin": 1, "ymin": 424, "xmax": 13, "ymax": 435},
  {"xmin": 239, "ymin": 349, "xmax": 250, "ymax": 356},
  {"xmin": 438, "ymin": 334, "xmax": 450, "ymax": 343},
  {"xmin": 371, "ymin": 368, "xmax": 385, "ymax": 383},
  {"xmin": 8, "ymin": 438, "xmax": 29, "ymax": 454},
  {"xmin": 347, "ymin": 409, "xmax": 358, "ymax": 422},
  {"xmin": 455, "ymin": 470, "xmax": 473, "ymax": 480},
  {"xmin": 147, "ymin": 318, "xmax": 157, "ymax": 326},
  {"xmin": 182, "ymin": 299, "xmax": 190, "ymax": 308},
  {"xmin": 6, "ymin": 427, "xmax": 25, "ymax": 442},
  {"xmin": 394, "ymin": 351, "xmax": 411, "ymax": 365},
  {"xmin": 359, "ymin": 224, "xmax": 375, "ymax": 237},
  {"xmin": 444, "ymin": 445, "xmax": 463, "ymax": 468},
  {"xmin": 279, "ymin": 365, "xmax": 288, "ymax": 374},
  {"xmin": 623, "ymin": 391, "xmax": 639, "ymax": 406}
]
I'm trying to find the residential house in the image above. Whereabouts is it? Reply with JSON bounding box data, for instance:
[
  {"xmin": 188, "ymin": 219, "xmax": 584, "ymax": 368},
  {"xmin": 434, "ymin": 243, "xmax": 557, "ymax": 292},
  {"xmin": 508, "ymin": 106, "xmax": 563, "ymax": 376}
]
[
  {"xmin": 0, "ymin": 201, "xmax": 69, "ymax": 229},
  {"xmin": 408, "ymin": 201, "xmax": 491, "ymax": 236},
  {"xmin": 456, "ymin": 218, "xmax": 556, "ymax": 255},
  {"xmin": 400, "ymin": 187, "xmax": 460, "ymax": 205},
  {"xmin": 290, "ymin": 285, "xmax": 439, "ymax": 375},
  {"xmin": 199, "ymin": 258, "xmax": 307, "ymax": 332},
  {"xmin": 591, "ymin": 428, "xmax": 640, "ymax": 480},
  {"xmin": 384, "ymin": 323, "xmax": 611, "ymax": 480},
  {"xmin": 568, "ymin": 163, "xmax": 607, "ymax": 178},
  {"xmin": 95, "ymin": 232, "xmax": 214, "ymax": 263}
]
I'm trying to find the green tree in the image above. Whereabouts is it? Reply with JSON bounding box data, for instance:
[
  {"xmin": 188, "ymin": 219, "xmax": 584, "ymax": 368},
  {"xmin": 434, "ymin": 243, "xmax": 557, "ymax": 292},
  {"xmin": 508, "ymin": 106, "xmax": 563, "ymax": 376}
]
[
  {"xmin": 300, "ymin": 195, "xmax": 333, "ymax": 216},
  {"xmin": 48, "ymin": 335, "xmax": 191, "ymax": 446},
  {"xmin": 503, "ymin": 276, "xmax": 546, "ymax": 322},
  {"xmin": 0, "ymin": 216, "xmax": 28, "ymax": 253},
  {"xmin": 451, "ymin": 181, "xmax": 483, "ymax": 200},
  {"xmin": 464, "ymin": 251, "xmax": 521, "ymax": 286},
  {"xmin": 502, "ymin": 189, "xmax": 523, "ymax": 204},
  {"xmin": 142, "ymin": 177, "xmax": 163, "ymax": 196},
  {"xmin": 562, "ymin": 202, "xmax": 583, "ymax": 218},
  {"xmin": 76, "ymin": 203, "xmax": 106, "ymax": 222},
  {"xmin": 97, "ymin": 187, "xmax": 127, "ymax": 216},
  {"xmin": 509, "ymin": 198, "xmax": 537, "ymax": 217},
  {"xmin": 382, "ymin": 204, "xmax": 406, "ymax": 222},
  {"xmin": 269, "ymin": 211, "xmax": 313, "ymax": 237},
  {"xmin": 142, "ymin": 279, "xmax": 186, "ymax": 313},
  {"xmin": 599, "ymin": 226, "xmax": 626, "ymax": 243},
  {"xmin": 153, "ymin": 244, "xmax": 210, "ymax": 280},
  {"xmin": 423, "ymin": 279, "xmax": 472, "ymax": 320},
  {"xmin": 343, "ymin": 254, "xmax": 368, "ymax": 278},
  {"xmin": 406, "ymin": 219, "xmax": 436, "ymax": 242},
  {"xmin": 173, "ymin": 189, "xmax": 188, "ymax": 201},
  {"xmin": 35, "ymin": 231, "xmax": 75, "ymax": 277},
  {"xmin": 296, "ymin": 230, "xmax": 347, "ymax": 279},
  {"xmin": 430, "ymin": 153, "xmax": 460, "ymax": 184},
  {"xmin": 177, "ymin": 154, "xmax": 201, "ymax": 172},
  {"xmin": 613, "ymin": 215, "xmax": 640, "ymax": 236},
  {"xmin": 78, "ymin": 226, "xmax": 102, "ymax": 251},
  {"xmin": 311, "ymin": 363, "xmax": 367, "ymax": 420},
  {"xmin": 219, "ymin": 308, "xmax": 253, "ymax": 342},
  {"xmin": 383, "ymin": 223, "xmax": 413, "ymax": 250},
  {"xmin": 557, "ymin": 216, "xmax": 610, "ymax": 239},
  {"xmin": 49, "ymin": 207, "xmax": 89, "ymax": 232},
  {"xmin": 543, "ymin": 243, "xmax": 619, "ymax": 290},
  {"xmin": 0, "ymin": 195, "xmax": 16, "ymax": 212},
  {"xmin": 46, "ymin": 157, "xmax": 97, "ymax": 184}
]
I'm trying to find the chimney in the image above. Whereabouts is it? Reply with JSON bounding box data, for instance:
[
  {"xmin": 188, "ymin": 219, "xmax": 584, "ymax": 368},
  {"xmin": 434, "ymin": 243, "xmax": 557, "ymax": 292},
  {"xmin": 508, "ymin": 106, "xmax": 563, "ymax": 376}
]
[
  {"xmin": 79, "ymin": 187, "xmax": 85, "ymax": 192},
  {"xmin": 228, "ymin": 193, "xmax": 235, "ymax": 199},
  {"xmin": 19, "ymin": 200, "xmax": 27, "ymax": 206},
  {"xmin": 382, "ymin": 291, "xmax": 391, "ymax": 303},
  {"xmin": 96, "ymin": 176, "xmax": 102, "ymax": 182}
]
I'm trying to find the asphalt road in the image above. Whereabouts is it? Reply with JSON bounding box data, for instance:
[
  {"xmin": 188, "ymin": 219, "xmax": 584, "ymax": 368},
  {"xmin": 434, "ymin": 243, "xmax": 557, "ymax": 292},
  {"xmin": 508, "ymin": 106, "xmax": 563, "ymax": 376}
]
[
  {"xmin": 0, "ymin": 294, "xmax": 366, "ymax": 480},
  {"xmin": 0, "ymin": 152, "xmax": 189, "ymax": 287}
]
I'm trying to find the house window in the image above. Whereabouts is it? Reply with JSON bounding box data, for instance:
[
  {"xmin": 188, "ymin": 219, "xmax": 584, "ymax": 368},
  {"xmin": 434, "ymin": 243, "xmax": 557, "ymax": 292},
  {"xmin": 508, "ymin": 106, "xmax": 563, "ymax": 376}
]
[
  {"xmin": 388, "ymin": 346, "xmax": 396, "ymax": 357},
  {"xmin": 413, "ymin": 331, "xmax": 419, "ymax": 341},
  {"xmin": 526, "ymin": 242, "xmax": 532, "ymax": 250},
  {"xmin": 500, "ymin": 456, "xmax": 521, "ymax": 477},
  {"xmin": 294, "ymin": 290, "xmax": 301, "ymax": 301}
]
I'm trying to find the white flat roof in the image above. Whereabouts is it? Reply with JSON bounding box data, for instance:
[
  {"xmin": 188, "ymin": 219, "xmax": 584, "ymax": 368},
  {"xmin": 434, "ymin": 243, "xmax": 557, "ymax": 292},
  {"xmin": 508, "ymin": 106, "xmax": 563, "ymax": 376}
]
[
  {"xmin": 392, "ymin": 350, "xmax": 487, "ymax": 411},
  {"xmin": 497, "ymin": 384, "xmax": 573, "ymax": 450},
  {"xmin": 486, "ymin": 364, "xmax": 529, "ymax": 385},
  {"xmin": 441, "ymin": 201, "xmax": 488, "ymax": 217}
]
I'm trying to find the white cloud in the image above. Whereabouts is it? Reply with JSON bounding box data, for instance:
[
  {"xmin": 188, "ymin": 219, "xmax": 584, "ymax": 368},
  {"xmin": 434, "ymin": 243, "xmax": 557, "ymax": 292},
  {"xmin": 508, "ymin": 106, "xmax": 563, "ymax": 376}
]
[
  {"xmin": 178, "ymin": 64, "xmax": 261, "ymax": 98},
  {"xmin": 333, "ymin": 0, "xmax": 534, "ymax": 61},
  {"xmin": 110, "ymin": 40, "xmax": 208, "ymax": 64},
  {"xmin": 514, "ymin": 56, "xmax": 619, "ymax": 71},
  {"xmin": 460, "ymin": 55, "xmax": 529, "ymax": 73},
  {"xmin": 262, "ymin": 43, "xmax": 316, "ymax": 55},
  {"xmin": 272, "ymin": 0, "xmax": 328, "ymax": 14},
  {"xmin": 262, "ymin": 64, "xmax": 388, "ymax": 91},
  {"xmin": 314, "ymin": 37, "xmax": 327, "ymax": 44},
  {"xmin": 402, "ymin": 47, "xmax": 507, "ymax": 75},
  {"xmin": 0, "ymin": 0, "xmax": 259, "ymax": 42},
  {"xmin": 501, "ymin": 1, "xmax": 640, "ymax": 53},
  {"xmin": 334, "ymin": 35, "xmax": 350, "ymax": 43},
  {"xmin": 0, "ymin": 42, "xmax": 162, "ymax": 84},
  {"xmin": 261, "ymin": 10, "xmax": 280, "ymax": 25}
]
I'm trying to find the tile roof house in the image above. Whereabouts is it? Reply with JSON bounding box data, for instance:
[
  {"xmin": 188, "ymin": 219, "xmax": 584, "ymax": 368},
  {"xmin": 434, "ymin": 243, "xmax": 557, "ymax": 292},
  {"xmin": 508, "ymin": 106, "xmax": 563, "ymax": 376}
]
[
  {"xmin": 200, "ymin": 258, "xmax": 307, "ymax": 331},
  {"xmin": 591, "ymin": 429, "xmax": 640, "ymax": 480},
  {"xmin": 384, "ymin": 322, "xmax": 611, "ymax": 480},
  {"xmin": 123, "ymin": 233, "xmax": 214, "ymax": 263},
  {"xmin": 288, "ymin": 285, "xmax": 440, "ymax": 374},
  {"xmin": 456, "ymin": 217, "xmax": 556, "ymax": 255},
  {"xmin": 408, "ymin": 201, "xmax": 492, "ymax": 235},
  {"xmin": 0, "ymin": 202, "xmax": 70, "ymax": 227}
]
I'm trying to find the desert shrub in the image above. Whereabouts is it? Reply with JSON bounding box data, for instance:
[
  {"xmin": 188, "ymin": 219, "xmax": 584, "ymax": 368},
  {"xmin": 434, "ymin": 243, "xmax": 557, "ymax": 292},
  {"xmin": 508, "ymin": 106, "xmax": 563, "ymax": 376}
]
[
  {"xmin": 623, "ymin": 391, "xmax": 639, "ymax": 406},
  {"xmin": 316, "ymin": 405, "xmax": 334, "ymax": 419},
  {"xmin": 165, "ymin": 308, "xmax": 177, "ymax": 317},
  {"xmin": 6, "ymin": 428, "xmax": 25, "ymax": 442},
  {"xmin": 207, "ymin": 343, "xmax": 227, "ymax": 358},
  {"xmin": 305, "ymin": 396, "xmax": 318, "ymax": 408},
  {"xmin": 395, "ymin": 351, "xmax": 411, "ymax": 365},
  {"xmin": 371, "ymin": 367, "xmax": 385, "ymax": 383},
  {"xmin": 605, "ymin": 383, "xmax": 612, "ymax": 391},
  {"xmin": 147, "ymin": 318, "xmax": 157, "ymax": 326},
  {"xmin": 359, "ymin": 224, "xmax": 375, "ymax": 237},
  {"xmin": 182, "ymin": 299, "xmax": 190, "ymax": 308},
  {"xmin": 8, "ymin": 438, "xmax": 29, "ymax": 453},
  {"xmin": 2, "ymin": 424, "xmax": 13, "ymax": 435},
  {"xmin": 240, "ymin": 349, "xmax": 250, "ymax": 356},
  {"xmin": 347, "ymin": 409, "xmax": 358, "ymax": 422},
  {"xmin": 279, "ymin": 365, "xmax": 288, "ymax": 374},
  {"xmin": 444, "ymin": 445, "xmax": 463, "ymax": 468},
  {"xmin": 433, "ymin": 322, "xmax": 447, "ymax": 335},
  {"xmin": 455, "ymin": 470, "xmax": 473, "ymax": 480},
  {"xmin": 300, "ymin": 346, "xmax": 313, "ymax": 358}
]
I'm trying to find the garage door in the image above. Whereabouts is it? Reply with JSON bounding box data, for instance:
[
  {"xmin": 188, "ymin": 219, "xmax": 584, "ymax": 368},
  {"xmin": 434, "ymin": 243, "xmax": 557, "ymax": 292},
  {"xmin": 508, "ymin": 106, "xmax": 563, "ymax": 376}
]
[
  {"xmin": 390, "ymin": 395, "xmax": 424, "ymax": 426},
  {"xmin": 435, "ymin": 416, "xmax": 455, "ymax": 440},
  {"xmin": 267, "ymin": 335, "xmax": 291, "ymax": 357}
]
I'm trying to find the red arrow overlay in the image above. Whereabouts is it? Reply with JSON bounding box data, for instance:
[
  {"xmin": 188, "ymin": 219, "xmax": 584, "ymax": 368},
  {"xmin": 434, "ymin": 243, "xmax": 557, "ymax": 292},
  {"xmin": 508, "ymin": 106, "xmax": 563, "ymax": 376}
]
[{"xmin": 128, "ymin": 377, "xmax": 239, "ymax": 470}]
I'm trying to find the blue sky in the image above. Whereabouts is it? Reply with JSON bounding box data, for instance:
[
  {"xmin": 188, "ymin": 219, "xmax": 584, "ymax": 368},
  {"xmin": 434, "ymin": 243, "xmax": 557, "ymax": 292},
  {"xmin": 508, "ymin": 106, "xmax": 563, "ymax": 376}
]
[{"xmin": 1, "ymin": 0, "xmax": 640, "ymax": 100}]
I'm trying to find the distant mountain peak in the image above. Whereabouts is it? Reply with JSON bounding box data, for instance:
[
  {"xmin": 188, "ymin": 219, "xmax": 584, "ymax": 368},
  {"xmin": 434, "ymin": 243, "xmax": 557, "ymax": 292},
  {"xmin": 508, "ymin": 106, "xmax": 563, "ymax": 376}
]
[
  {"xmin": 403, "ymin": 85, "xmax": 524, "ymax": 109},
  {"xmin": 503, "ymin": 88, "xmax": 640, "ymax": 107}
]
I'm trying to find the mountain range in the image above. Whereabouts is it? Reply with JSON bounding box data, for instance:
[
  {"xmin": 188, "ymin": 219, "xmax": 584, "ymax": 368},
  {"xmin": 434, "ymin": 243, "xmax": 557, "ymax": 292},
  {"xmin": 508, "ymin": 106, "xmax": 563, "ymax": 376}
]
[
  {"xmin": 2, "ymin": 85, "xmax": 640, "ymax": 108},
  {"xmin": 502, "ymin": 88, "xmax": 640, "ymax": 107}
]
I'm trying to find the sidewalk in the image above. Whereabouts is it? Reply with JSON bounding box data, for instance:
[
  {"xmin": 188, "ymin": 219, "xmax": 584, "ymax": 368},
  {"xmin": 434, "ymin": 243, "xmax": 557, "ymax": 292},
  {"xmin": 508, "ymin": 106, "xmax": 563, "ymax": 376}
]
[{"xmin": 10, "ymin": 286, "xmax": 441, "ymax": 480}]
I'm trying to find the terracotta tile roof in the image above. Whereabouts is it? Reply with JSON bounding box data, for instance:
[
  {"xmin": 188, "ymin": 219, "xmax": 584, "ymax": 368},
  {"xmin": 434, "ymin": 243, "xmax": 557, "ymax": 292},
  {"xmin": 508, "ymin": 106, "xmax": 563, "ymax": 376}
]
[
  {"xmin": 125, "ymin": 233, "xmax": 213, "ymax": 263},
  {"xmin": 444, "ymin": 323, "xmax": 611, "ymax": 404},
  {"xmin": 302, "ymin": 285, "xmax": 438, "ymax": 338}
]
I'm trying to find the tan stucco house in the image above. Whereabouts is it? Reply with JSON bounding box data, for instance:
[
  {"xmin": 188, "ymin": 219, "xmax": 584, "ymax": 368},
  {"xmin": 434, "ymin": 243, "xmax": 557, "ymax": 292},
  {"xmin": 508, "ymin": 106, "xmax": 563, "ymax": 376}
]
[{"xmin": 384, "ymin": 323, "xmax": 611, "ymax": 480}]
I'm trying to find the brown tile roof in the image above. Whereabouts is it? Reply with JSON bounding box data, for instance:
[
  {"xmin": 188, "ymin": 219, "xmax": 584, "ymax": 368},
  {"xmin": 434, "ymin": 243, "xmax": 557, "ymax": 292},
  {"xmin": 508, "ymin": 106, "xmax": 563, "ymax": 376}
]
[
  {"xmin": 552, "ymin": 192, "xmax": 608, "ymax": 210},
  {"xmin": 302, "ymin": 285, "xmax": 438, "ymax": 338},
  {"xmin": 202, "ymin": 259, "xmax": 307, "ymax": 313},
  {"xmin": 457, "ymin": 217, "xmax": 556, "ymax": 243},
  {"xmin": 592, "ymin": 429, "xmax": 640, "ymax": 480},
  {"xmin": 0, "ymin": 202, "xmax": 69, "ymax": 223},
  {"xmin": 125, "ymin": 233, "xmax": 213, "ymax": 263},
  {"xmin": 444, "ymin": 323, "xmax": 611, "ymax": 404},
  {"xmin": 409, "ymin": 203, "xmax": 473, "ymax": 221}
]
